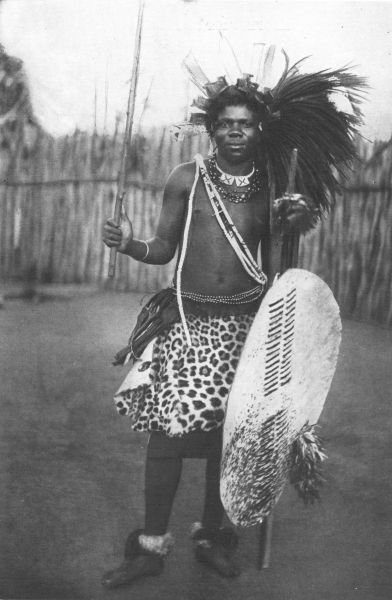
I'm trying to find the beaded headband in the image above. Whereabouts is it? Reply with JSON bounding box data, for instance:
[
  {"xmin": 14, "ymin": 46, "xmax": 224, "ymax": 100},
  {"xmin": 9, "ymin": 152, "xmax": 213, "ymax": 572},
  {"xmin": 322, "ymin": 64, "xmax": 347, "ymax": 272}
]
[{"xmin": 171, "ymin": 43, "xmax": 284, "ymax": 138}]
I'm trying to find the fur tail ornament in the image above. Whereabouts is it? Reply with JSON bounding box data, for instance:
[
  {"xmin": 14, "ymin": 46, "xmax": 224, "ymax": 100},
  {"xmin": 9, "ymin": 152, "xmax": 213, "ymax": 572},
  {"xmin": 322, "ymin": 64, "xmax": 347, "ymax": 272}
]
[{"xmin": 289, "ymin": 422, "xmax": 327, "ymax": 505}]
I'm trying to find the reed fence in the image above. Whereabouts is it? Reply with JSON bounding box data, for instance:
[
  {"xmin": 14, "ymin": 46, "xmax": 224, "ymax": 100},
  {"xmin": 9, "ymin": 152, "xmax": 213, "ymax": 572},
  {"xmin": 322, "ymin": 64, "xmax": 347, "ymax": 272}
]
[
  {"xmin": 0, "ymin": 120, "xmax": 209, "ymax": 291},
  {"xmin": 299, "ymin": 138, "xmax": 392, "ymax": 326},
  {"xmin": 0, "ymin": 119, "xmax": 391, "ymax": 326}
]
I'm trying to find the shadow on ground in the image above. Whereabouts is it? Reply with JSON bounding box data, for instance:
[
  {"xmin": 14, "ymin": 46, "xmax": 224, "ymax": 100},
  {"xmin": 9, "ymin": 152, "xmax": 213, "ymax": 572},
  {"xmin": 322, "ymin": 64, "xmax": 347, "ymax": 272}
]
[{"xmin": 0, "ymin": 290, "xmax": 391, "ymax": 600}]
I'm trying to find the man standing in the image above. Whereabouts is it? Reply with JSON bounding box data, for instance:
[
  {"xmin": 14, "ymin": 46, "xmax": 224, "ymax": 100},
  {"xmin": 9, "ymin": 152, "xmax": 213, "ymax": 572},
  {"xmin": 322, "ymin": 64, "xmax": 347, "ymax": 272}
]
[
  {"xmin": 101, "ymin": 62, "xmax": 364, "ymax": 586},
  {"xmin": 102, "ymin": 82, "xmax": 316, "ymax": 586}
]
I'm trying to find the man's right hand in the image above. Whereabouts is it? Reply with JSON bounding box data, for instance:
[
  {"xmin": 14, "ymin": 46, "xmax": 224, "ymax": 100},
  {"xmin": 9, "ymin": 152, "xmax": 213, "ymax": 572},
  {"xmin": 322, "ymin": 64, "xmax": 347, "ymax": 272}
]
[{"xmin": 102, "ymin": 211, "xmax": 133, "ymax": 253}]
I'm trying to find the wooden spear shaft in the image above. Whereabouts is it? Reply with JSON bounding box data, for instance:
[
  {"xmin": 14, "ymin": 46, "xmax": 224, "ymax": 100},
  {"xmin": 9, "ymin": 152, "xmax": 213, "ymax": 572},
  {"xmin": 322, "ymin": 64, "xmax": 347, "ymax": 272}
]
[
  {"xmin": 108, "ymin": 0, "xmax": 145, "ymax": 278},
  {"xmin": 258, "ymin": 148, "xmax": 299, "ymax": 570},
  {"xmin": 280, "ymin": 148, "xmax": 300, "ymax": 271}
]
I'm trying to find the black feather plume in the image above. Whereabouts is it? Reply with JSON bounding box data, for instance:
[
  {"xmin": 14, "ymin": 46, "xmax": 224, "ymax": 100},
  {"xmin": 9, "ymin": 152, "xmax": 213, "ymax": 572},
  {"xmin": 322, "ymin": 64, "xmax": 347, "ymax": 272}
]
[{"xmin": 260, "ymin": 65, "xmax": 368, "ymax": 210}]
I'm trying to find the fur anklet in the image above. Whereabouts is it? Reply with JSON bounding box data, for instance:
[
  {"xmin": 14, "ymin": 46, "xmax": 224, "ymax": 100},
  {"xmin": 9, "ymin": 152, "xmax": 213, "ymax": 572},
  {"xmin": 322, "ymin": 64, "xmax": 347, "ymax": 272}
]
[
  {"xmin": 190, "ymin": 522, "xmax": 239, "ymax": 551},
  {"xmin": 138, "ymin": 533, "xmax": 174, "ymax": 556},
  {"xmin": 190, "ymin": 522, "xmax": 212, "ymax": 547},
  {"xmin": 190, "ymin": 522, "xmax": 204, "ymax": 537}
]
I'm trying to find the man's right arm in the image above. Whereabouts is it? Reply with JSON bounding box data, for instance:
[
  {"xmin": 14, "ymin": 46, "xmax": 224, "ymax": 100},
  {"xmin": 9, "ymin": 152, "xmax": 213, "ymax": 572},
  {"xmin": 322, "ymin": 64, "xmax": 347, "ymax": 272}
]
[{"xmin": 102, "ymin": 163, "xmax": 192, "ymax": 265}]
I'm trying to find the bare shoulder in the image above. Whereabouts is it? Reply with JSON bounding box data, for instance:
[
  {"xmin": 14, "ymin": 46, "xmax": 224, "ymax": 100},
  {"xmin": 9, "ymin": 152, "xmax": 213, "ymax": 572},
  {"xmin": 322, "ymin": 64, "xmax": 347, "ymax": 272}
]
[
  {"xmin": 156, "ymin": 161, "xmax": 197, "ymax": 243},
  {"xmin": 165, "ymin": 160, "xmax": 197, "ymax": 196}
]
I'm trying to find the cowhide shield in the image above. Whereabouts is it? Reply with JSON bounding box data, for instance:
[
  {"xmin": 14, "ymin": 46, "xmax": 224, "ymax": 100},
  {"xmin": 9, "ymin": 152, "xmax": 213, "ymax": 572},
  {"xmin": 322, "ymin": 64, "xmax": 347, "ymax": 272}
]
[{"xmin": 220, "ymin": 268, "xmax": 342, "ymax": 527}]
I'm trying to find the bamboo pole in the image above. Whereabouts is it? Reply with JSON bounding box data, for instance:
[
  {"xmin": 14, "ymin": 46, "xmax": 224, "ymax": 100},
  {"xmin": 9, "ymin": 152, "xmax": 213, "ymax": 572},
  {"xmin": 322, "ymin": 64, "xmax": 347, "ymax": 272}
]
[{"xmin": 108, "ymin": 0, "xmax": 145, "ymax": 277}]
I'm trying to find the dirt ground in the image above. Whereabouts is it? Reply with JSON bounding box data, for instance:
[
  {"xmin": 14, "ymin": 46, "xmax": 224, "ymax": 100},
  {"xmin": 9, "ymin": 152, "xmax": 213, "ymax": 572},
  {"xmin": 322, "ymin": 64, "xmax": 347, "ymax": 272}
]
[{"xmin": 0, "ymin": 288, "xmax": 391, "ymax": 600}]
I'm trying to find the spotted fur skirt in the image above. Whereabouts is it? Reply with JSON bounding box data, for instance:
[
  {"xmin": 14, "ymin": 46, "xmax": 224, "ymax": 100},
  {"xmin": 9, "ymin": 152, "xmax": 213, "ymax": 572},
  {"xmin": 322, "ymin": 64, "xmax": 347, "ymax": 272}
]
[{"xmin": 114, "ymin": 312, "xmax": 254, "ymax": 437}]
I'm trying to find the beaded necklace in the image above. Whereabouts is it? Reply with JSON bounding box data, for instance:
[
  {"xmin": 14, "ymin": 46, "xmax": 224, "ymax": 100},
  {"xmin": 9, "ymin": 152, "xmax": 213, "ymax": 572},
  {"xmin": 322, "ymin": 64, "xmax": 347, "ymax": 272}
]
[{"xmin": 206, "ymin": 155, "xmax": 264, "ymax": 204}]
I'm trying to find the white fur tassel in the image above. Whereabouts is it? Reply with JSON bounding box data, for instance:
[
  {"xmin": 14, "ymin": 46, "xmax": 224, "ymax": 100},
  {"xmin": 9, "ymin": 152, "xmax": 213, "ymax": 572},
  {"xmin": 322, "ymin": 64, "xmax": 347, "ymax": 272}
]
[{"xmin": 138, "ymin": 533, "xmax": 174, "ymax": 556}]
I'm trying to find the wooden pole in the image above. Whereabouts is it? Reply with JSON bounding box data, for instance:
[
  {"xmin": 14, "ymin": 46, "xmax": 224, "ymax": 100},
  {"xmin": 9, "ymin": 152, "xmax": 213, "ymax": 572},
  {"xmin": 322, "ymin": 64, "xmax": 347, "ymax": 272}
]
[
  {"xmin": 281, "ymin": 148, "xmax": 300, "ymax": 271},
  {"xmin": 288, "ymin": 148, "xmax": 300, "ymax": 267},
  {"xmin": 287, "ymin": 148, "xmax": 298, "ymax": 195},
  {"xmin": 108, "ymin": 0, "xmax": 145, "ymax": 278},
  {"xmin": 257, "ymin": 512, "xmax": 274, "ymax": 569},
  {"xmin": 259, "ymin": 148, "xmax": 299, "ymax": 570}
]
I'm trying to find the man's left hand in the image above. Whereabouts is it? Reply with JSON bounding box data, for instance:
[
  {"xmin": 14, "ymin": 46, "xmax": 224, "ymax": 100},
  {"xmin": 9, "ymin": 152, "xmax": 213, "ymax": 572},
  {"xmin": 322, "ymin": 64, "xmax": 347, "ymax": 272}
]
[{"xmin": 273, "ymin": 194, "xmax": 321, "ymax": 234}]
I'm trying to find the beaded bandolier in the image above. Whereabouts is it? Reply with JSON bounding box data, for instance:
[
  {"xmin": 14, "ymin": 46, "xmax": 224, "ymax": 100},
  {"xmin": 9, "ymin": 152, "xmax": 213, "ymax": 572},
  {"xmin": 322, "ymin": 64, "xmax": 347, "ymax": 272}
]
[{"xmin": 173, "ymin": 153, "xmax": 267, "ymax": 345}]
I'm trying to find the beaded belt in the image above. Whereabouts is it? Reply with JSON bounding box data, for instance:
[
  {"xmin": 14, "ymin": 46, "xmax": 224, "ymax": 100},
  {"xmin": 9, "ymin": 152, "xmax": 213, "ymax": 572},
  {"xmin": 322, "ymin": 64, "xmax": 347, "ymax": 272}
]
[{"xmin": 170, "ymin": 284, "xmax": 264, "ymax": 305}]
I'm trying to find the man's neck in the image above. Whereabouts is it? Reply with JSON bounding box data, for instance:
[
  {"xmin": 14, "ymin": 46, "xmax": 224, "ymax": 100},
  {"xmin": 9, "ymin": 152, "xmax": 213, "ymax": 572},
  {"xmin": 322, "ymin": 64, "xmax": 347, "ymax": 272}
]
[{"xmin": 214, "ymin": 152, "xmax": 254, "ymax": 176}]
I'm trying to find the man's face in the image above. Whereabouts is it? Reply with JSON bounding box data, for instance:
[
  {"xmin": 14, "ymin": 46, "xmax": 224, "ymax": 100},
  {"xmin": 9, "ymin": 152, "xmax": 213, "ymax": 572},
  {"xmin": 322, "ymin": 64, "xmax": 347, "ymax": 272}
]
[{"xmin": 212, "ymin": 104, "xmax": 260, "ymax": 164}]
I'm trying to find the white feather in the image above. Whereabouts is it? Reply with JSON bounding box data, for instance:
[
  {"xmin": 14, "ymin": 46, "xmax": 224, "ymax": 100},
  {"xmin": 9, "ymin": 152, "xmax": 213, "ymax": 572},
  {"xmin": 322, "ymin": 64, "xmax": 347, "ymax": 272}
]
[{"xmin": 328, "ymin": 90, "xmax": 355, "ymax": 115}]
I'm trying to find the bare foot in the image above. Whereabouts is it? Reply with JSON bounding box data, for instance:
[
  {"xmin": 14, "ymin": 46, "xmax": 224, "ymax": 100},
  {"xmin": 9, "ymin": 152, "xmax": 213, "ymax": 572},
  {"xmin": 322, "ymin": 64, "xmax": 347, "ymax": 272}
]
[
  {"xmin": 101, "ymin": 555, "xmax": 163, "ymax": 588},
  {"xmin": 195, "ymin": 544, "xmax": 241, "ymax": 578}
]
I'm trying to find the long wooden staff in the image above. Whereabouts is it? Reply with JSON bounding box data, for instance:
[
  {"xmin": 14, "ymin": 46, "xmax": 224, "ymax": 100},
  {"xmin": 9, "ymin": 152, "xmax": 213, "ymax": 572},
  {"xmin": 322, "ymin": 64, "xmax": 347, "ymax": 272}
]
[
  {"xmin": 258, "ymin": 147, "xmax": 299, "ymax": 570},
  {"xmin": 108, "ymin": 0, "xmax": 145, "ymax": 278}
]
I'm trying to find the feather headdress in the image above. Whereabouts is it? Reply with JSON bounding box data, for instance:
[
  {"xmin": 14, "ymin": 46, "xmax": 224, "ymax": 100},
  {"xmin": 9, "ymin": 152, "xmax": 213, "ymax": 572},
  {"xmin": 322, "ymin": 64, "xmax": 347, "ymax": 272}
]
[{"xmin": 175, "ymin": 45, "xmax": 367, "ymax": 211}]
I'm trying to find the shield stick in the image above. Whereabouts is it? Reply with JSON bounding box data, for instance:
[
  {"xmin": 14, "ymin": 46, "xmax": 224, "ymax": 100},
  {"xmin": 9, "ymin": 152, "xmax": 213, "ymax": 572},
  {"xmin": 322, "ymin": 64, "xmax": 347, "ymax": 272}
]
[
  {"xmin": 268, "ymin": 147, "xmax": 298, "ymax": 233},
  {"xmin": 286, "ymin": 147, "xmax": 300, "ymax": 268},
  {"xmin": 108, "ymin": 0, "xmax": 145, "ymax": 278}
]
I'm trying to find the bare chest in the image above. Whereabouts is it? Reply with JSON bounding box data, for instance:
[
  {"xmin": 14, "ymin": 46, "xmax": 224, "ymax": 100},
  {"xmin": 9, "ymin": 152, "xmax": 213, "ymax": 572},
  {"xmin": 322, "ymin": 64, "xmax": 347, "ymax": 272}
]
[{"xmin": 190, "ymin": 179, "xmax": 269, "ymax": 244}]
